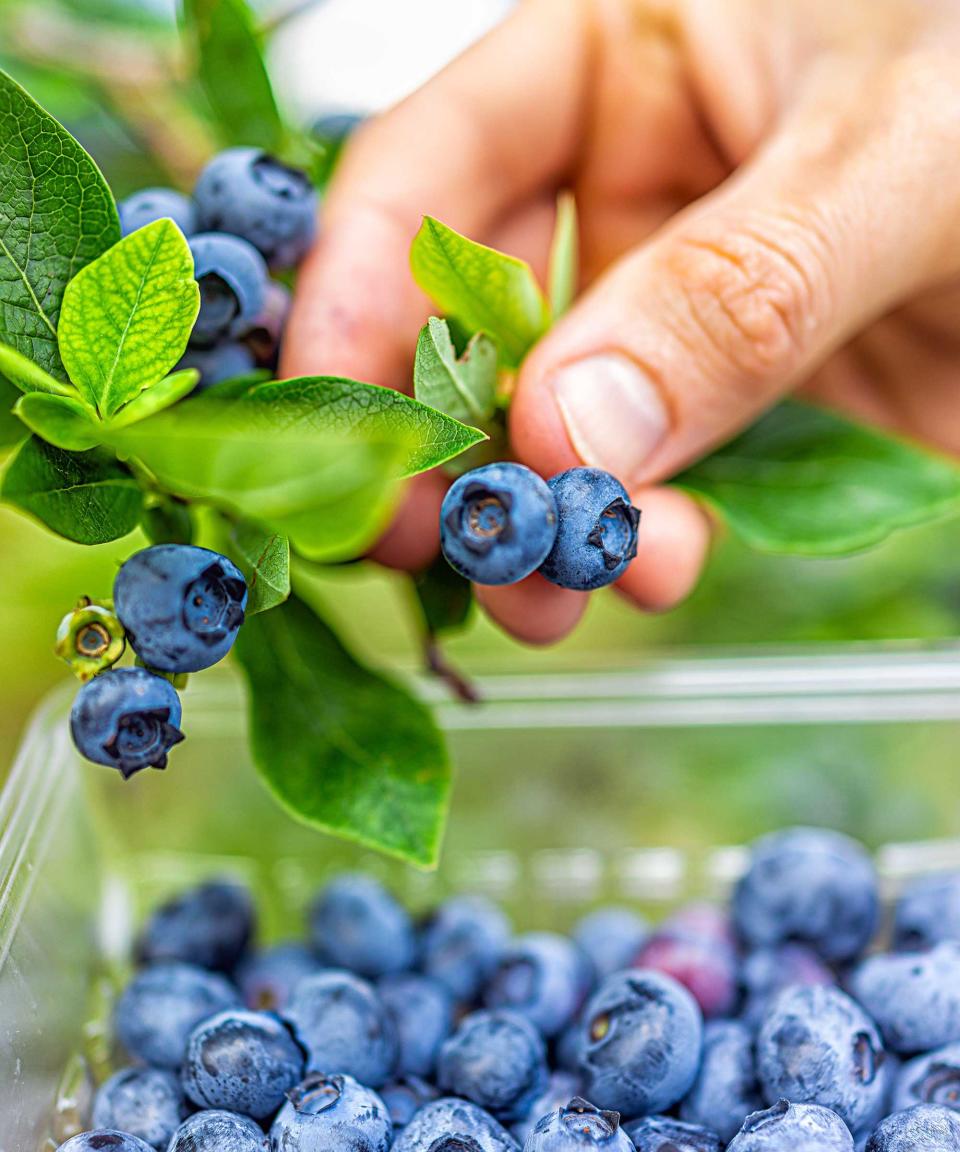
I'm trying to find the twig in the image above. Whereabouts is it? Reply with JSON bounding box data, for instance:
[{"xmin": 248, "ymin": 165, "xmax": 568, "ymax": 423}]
[{"xmin": 425, "ymin": 637, "xmax": 482, "ymax": 705}]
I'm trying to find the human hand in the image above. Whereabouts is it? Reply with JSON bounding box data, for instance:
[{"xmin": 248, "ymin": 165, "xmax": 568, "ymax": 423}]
[{"xmin": 282, "ymin": 0, "xmax": 960, "ymax": 643}]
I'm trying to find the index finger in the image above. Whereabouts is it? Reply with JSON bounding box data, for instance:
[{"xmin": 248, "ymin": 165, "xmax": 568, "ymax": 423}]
[{"xmin": 280, "ymin": 0, "xmax": 589, "ymax": 387}]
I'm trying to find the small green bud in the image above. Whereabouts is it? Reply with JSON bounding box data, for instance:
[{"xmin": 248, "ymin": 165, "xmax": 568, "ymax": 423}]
[{"xmin": 55, "ymin": 598, "xmax": 126, "ymax": 681}]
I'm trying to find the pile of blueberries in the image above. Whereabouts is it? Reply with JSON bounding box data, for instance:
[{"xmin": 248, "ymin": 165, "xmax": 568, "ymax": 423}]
[
  {"xmin": 65, "ymin": 544, "xmax": 247, "ymax": 777},
  {"xmin": 440, "ymin": 463, "xmax": 641, "ymax": 591},
  {"xmin": 118, "ymin": 147, "xmax": 318, "ymax": 388},
  {"xmin": 56, "ymin": 827, "xmax": 960, "ymax": 1152}
]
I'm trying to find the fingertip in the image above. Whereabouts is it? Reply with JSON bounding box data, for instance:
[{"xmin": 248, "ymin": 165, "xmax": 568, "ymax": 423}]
[
  {"xmin": 615, "ymin": 485, "xmax": 712, "ymax": 611},
  {"xmin": 475, "ymin": 573, "xmax": 588, "ymax": 645},
  {"xmin": 368, "ymin": 473, "xmax": 447, "ymax": 571}
]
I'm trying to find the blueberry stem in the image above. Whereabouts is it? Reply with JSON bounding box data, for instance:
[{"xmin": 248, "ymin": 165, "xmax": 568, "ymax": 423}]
[{"xmin": 424, "ymin": 638, "xmax": 481, "ymax": 705}]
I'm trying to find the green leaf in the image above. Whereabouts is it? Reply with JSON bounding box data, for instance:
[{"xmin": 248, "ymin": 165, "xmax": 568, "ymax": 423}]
[
  {"xmin": 0, "ymin": 341, "xmax": 76, "ymax": 396},
  {"xmin": 0, "ymin": 375, "xmax": 26, "ymax": 449},
  {"xmin": 414, "ymin": 317, "xmax": 497, "ymax": 427},
  {"xmin": 108, "ymin": 383, "xmax": 408, "ymax": 562},
  {"xmin": 413, "ymin": 555, "xmax": 473, "ymax": 636},
  {"xmin": 1, "ymin": 436, "xmax": 142, "ymax": 544},
  {"xmin": 548, "ymin": 191, "xmax": 578, "ymax": 319},
  {"xmin": 235, "ymin": 594, "xmax": 452, "ymax": 867},
  {"xmin": 109, "ymin": 369, "xmax": 200, "ymax": 429},
  {"xmin": 223, "ymin": 375, "xmax": 487, "ymax": 475},
  {"xmin": 141, "ymin": 497, "xmax": 194, "ymax": 545},
  {"xmin": 14, "ymin": 392, "xmax": 102, "ymax": 451},
  {"xmin": 0, "ymin": 68, "xmax": 120, "ymax": 381},
  {"xmin": 228, "ymin": 521, "xmax": 290, "ymax": 614},
  {"xmin": 58, "ymin": 220, "xmax": 200, "ymax": 418},
  {"xmin": 674, "ymin": 401, "xmax": 960, "ymax": 555},
  {"xmin": 180, "ymin": 0, "xmax": 284, "ymax": 151},
  {"xmin": 410, "ymin": 217, "xmax": 549, "ymax": 367}
]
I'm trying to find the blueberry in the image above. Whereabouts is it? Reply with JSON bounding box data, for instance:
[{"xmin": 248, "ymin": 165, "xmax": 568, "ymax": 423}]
[
  {"xmin": 577, "ymin": 969, "xmax": 703, "ymax": 1116},
  {"xmin": 378, "ymin": 1076, "xmax": 439, "ymax": 1133},
  {"xmin": 237, "ymin": 943, "xmax": 321, "ymax": 1013},
  {"xmin": 193, "ymin": 148, "xmax": 318, "ymax": 270},
  {"xmin": 56, "ymin": 1133, "xmax": 155, "ymax": 1152},
  {"xmin": 440, "ymin": 464, "xmax": 559, "ymax": 586},
  {"xmin": 524, "ymin": 1097, "xmax": 634, "ymax": 1152},
  {"xmin": 379, "ymin": 972, "xmax": 454, "ymax": 1078},
  {"xmin": 484, "ymin": 932, "xmax": 591, "ymax": 1038},
  {"xmin": 182, "ymin": 1008, "xmax": 304, "ymax": 1119},
  {"xmin": 91, "ymin": 1068, "xmax": 187, "ymax": 1150},
  {"xmin": 391, "ymin": 1097, "xmax": 520, "ymax": 1152},
  {"xmin": 114, "ymin": 961, "xmax": 241, "ymax": 1069},
  {"xmin": 437, "ymin": 1009, "xmax": 548, "ymax": 1122},
  {"xmin": 733, "ymin": 827, "xmax": 879, "ymax": 962},
  {"xmin": 740, "ymin": 944, "xmax": 835, "ymax": 1028},
  {"xmin": 119, "ymin": 188, "xmax": 196, "ymax": 238},
  {"xmin": 680, "ymin": 1019, "xmax": 762, "ymax": 1143},
  {"xmin": 726, "ymin": 1100, "xmax": 854, "ymax": 1152},
  {"xmin": 572, "ymin": 908, "xmax": 648, "ymax": 981},
  {"xmin": 167, "ymin": 1110, "xmax": 268, "ymax": 1152},
  {"xmin": 136, "ymin": 879, "xmax": 254, "ymax": 972},
  {"xmin": 176, "ymin": 341, "xmax": 256, "ymax": 390},
  {"xmin": 70, "ymin": 667, "xmax": 184, "ymax": 778},
  {"xmin": 893, "ymin": 873, "xmax": 960, "ymax": 951},
  {"xmin": 511, "ymin": 1072, "xmax": 582, "ymax": 1145},
  {"xmin": 850, "ymin": 942, "xmax": 960, "ymax": 1054},
  {"xmin": 283, "ymin": 970, "xmax": 398, "ymax": 1087},
  {"xmin": 622, "ymin": 1116, "xmax": 723, "ymax": 1152},
  {"xmin": 892, "ymin": 1041, "xmax": 960, "ymax": 1113},
  {"xmin": 114, "ymin": 544, "xmax": 247, "ymax": 674},
  {"xmin": 308, "ymin": 873, "xmax": 415, "ymax": 977},
  {"xmin": 538, "ymin": 469, "xmax": 640, "ymax": 591},
  {"xmin": 269, "ymin": 1073, "xmax": 392, "ymax": 1152},
  {"xmin": 555, "ymin": 1019, "xmax": 586, "ymax": 1074},
  {"xmin": 246, "ymin": 280, "xmax": 291, "ymax": 369},
  {"xmin": 756, "ymin": 984, "xmax": 886, "ymax": 1133},
  {"xmin": 312, "ymin": 111, "xmax": 364, "ymax": 143},
  {"xmin": 419, "ymin": 893, "xmax": 511, "ymax": 1002},
  {"xmin": 865, "ymin": 1104, "xmax": 960, "ymax": 1151},
  {"xmin": 634, "ymin": 903, "xmax": 739, "ymax": 1019},
  {"xmin": 188, "ymin": 232, "xmax": 268, "ymax": 346}
]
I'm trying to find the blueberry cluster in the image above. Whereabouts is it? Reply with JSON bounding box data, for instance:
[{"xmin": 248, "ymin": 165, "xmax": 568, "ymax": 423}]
[
  {"xmin": 118, "ymin": 148, "xmax": 316, "ymax": 389},
  {"xmin": 65, "ymin": 545, "xmax": 247, "ymax": 778},
  {"xmin": 56, "ymin": 829, "xmax": 960, "ymax": 1152},
  {"xmin": 440, "ymin": 463, "xmax": 641, "ymax": 590}
]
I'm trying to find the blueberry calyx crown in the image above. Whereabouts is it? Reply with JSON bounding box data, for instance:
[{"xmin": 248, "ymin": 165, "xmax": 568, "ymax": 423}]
[
  {"xmin": 560, "ymin": 1097, "xmax": 622, "ymax": 1133},
  {"xmin": 287, "ymin": 1072, "xmax": 343, "ymax": 1113},
  {"xmin": 183, "ymin": 562, "xmax": 247, "ymax": 641},
  {"xmin": 56, "ymin": 598, "xmax": 126, "ymax": 682},
  {"xmin": 103, "ymin": 707, "xmax": 185, "ymax": 779},
  {"xmin": 427, "ymin": 1138, "xmax": 485, "ymax": 1152},
  {"xmin": 586, "ymin": 498, "xmax": 641, "ymax": 572},
  {"xmin": 448, "ymin": 482, "xmax": 516, "ymax": 555}
]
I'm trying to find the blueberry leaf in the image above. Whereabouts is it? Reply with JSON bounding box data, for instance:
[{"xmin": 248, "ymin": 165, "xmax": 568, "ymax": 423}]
[
  {"xmin": 108, "ymin": 369, "xmax": 200, "ymax": 429},
  {"xmin": 234, "ymin": 594, "xmax": 452, "ymax": 867},
  {"xmin": 548, "ymin": 191, "xmax": 578, "ymax": 319},
  {"xmin": 58, "ymin": 220, "xmax": 200, "ymax": 419},
  {"xmin": 410, "ymin": 217, "xmax": 550, "ymax": 367},
  {"xmin": 226, "ymin": 520, "xmax": 290, "ymax": 615},
  {"xmin": 0, "ymin": 68, "xmax": 120, "ymax": 381},
  {"xmin": 673, "ymin": 401, "xmax": 960, "ymax": 554},
  {"xmin": 412, "ymin": 555, "xmax": 473, "ymax": 637},
  {"xmin": 14, "ymin": 391, "xmax": 102, "ymax": 451},
  {"xmin": 107, "ymin": 382, "xmax": 409, "ymax": 562},
  {"xmin": 0, "ymin": 341, "xmax": 77, "ymax": 397},
  {"xmin": 1, "ymin": 436, "xmax": 142, "ymax": 544},
  {"xmin": 0, "ymin": 375, "xmax": 26, "ymax": 449},
  {"xmin": 414, "ymin": 317, "xmax": 497, "ymax": 428},
  {"xmin": 180, "ymin": 0, "xmax": 285, "ymax": 152}
]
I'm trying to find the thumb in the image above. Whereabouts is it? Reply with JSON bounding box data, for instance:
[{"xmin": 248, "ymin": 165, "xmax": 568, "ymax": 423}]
[{"xmin": 510, "ymin": 75, "xmax": 957, "ymax": 487}]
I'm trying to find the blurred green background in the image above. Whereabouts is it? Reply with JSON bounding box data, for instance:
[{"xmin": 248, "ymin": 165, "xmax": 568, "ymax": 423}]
[{"xmin": 2, "ymin": 0, "xmax": 959, "ymax": 779}]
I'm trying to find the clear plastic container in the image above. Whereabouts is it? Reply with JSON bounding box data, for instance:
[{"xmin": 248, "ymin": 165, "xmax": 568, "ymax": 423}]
[{"xmin": 5, "ymin": 642, "xmax": 960, "ymax": 1150}]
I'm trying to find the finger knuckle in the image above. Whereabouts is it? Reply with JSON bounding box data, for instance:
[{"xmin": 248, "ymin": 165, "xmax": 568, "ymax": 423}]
[{"xmin": 663, "ymin": 221, "xmax": 826, "ymax": 383}]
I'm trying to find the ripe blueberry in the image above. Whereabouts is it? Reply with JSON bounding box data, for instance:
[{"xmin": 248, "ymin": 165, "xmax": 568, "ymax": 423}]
[
  {"xmin": 236, "ymin": 942, "xmax": 321, "ymax": 1013},
  {"xmin": 572, "ymin": 907, "xmax": 648, "ymax": 981},
  {"xmin": 118, "ymin": 188, "xmax": 196, "ymax": 238},
  {"xmin": 308, "ymin": 872, "xmax": 415, "ymax": 977},
  {"xmin": 136, "ymin": 879, "xmax": 254, "ymax": 972},
  {"xmin": 188, "ymin": 232, "xmax": 268, "ymax": 346},
  {"xmin": 892, "ymin": 872, "xmax": 960, "ymax": 952},
  {"xmin": 114, "ymin": 544, "xmax": 247, "ymax": 674},
  {"xmin": 91, "ymin": 1068, "xmax": 187, "ymax": 1150},
  {"xmin": 484, "ymin": 932, "xmax": 591, "ymax": 1038},
  {"xmin": 726, "ymin": 1100, "xmax": 854, "ymax": 1152},
  {"xmin": 269, "ymin": 1073, "xmax": 393, "ymax": 1152},
  {"xmin": 623, "ymin": 1116, "xmax": 723, "ymax": 1152},
  {"xmin": 378, "ymin": 1076, "xmax": 439, "ymax": 1133},
  {"xmin": 391, "ymin": 1097, "xmax": 521, "ymax": 1152},
  {"xmin": 70, "ymin": 666, "xmax": 184, "ymax": 778},
  {"xmin": 440, "ymin": 463, "xmax": 558, "ymax": 586},
  {"xmin": 193, "ymin": 148, "xmax": 318, "ymax": 270},
  {"xmin": 419, "ymin": 893, "xmax": 511, "ymax": 1002},
  {"xmin": 56, "ymin": 1133, "xmax": 154, "ymax": 1152},
  {"xmin": 680, "ymin": 1020, "xmax": 762, "ymax": 1143},
  {"xmin": 538, "ymin": 469, "xmax": 640, "ymax": 591},
  {"xmin": 865, "ymin": 1103, "xmax": 960, "ymax": 1151},
  {"xmin": 524, "ymin": 1097, "xmax": 635, "ymax": 1152},
  {"xmin": 892, "ymin": 1041, "xmax": 960, "ymax": 1114},
  {"xmin": 167, "ymin": 1110, "xmax": 268, "ymax": 1152},
  {"xmin": 379, "ymin": 972, "xmax": 455, "ymax": 1079},
  {"xmin": 176, "ymin": 340, "xmax": 256, "ymax": 391}
]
